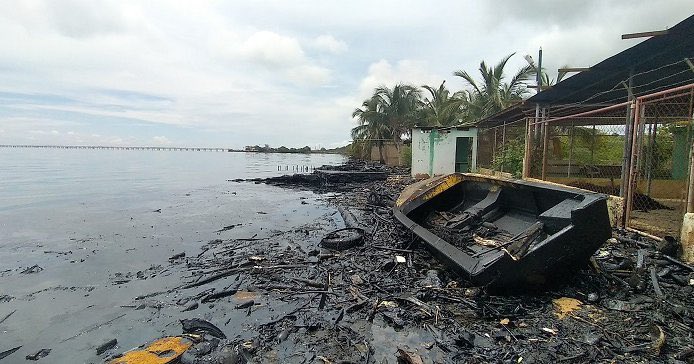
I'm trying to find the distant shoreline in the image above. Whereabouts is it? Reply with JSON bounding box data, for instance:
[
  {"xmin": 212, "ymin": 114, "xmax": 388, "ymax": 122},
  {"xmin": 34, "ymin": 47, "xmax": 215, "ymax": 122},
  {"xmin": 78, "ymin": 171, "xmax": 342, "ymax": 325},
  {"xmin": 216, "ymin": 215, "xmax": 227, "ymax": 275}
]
[{"xmin": 0, "ymin": 144, "xmax": 346, "ymax": 155}]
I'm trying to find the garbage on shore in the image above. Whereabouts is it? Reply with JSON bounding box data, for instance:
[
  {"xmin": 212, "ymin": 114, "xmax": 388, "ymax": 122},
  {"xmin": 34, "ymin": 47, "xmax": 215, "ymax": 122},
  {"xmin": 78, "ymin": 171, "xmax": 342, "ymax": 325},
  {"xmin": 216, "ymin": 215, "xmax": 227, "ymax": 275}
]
[{"xmin": 92, "ymin": 161, "xmax": 693, "ymax": 363}]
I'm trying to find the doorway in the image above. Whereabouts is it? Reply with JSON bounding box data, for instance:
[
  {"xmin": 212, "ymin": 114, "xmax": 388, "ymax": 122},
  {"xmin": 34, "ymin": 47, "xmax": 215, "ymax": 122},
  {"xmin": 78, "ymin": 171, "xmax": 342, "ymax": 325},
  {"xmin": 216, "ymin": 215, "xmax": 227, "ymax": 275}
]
[{"xmin": 455, "ymin": 137, "xmax": 472, "ymax": 172}]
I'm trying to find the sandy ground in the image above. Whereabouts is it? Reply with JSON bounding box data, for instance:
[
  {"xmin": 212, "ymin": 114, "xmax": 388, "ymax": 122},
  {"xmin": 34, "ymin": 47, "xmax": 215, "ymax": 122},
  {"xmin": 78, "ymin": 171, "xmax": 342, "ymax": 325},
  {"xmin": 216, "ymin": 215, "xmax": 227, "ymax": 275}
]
[{"xmin": 629, "ymin": 199, "xmax": 686, "ymax": 237}]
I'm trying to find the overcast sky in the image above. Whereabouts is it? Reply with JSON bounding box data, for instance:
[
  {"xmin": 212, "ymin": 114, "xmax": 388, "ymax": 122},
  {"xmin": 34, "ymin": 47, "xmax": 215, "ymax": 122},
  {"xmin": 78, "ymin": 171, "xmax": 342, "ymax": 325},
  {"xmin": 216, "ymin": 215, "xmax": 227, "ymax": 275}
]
[{"xmin": 0, "ymin": 1, "xmax": 692, "ymax": 148}]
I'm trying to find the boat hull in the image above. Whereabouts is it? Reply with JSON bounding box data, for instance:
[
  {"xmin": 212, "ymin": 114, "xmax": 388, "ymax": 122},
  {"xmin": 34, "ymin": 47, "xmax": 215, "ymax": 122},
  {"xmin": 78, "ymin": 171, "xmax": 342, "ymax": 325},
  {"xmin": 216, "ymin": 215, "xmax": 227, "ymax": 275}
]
[{"xmin": 393, "ymin": 174, "xmax": 611, "ymax": 288}]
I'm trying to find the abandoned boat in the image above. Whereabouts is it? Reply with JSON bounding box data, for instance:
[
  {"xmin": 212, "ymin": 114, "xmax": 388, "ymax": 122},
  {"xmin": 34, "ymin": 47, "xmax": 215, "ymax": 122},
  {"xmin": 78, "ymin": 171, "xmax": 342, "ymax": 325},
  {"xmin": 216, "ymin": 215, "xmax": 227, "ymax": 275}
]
[{"xmin": 394, "ymin": 174, "xmax": 611, "ymax": 288}]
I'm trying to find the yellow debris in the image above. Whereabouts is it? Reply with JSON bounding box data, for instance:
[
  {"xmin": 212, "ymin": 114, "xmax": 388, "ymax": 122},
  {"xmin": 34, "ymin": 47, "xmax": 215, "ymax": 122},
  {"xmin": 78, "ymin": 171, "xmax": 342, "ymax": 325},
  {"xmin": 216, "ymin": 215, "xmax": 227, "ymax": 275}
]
[
  {"xmin": 233, "ymin": 290, "xmax": 259, "ymax": 301},
  {"xmin": 110, "ymin": 336, "xmax": 192, "ymax": 364},
  {"xmin": 552, "ymin": 297, "xmax": 583, "ymax": 319}
]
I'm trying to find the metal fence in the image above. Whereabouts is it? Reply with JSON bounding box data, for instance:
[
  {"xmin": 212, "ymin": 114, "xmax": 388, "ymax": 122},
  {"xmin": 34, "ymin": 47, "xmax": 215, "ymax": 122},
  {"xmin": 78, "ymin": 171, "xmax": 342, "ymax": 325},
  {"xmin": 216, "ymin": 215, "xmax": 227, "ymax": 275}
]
[
  {"xmin": 526, "ymin": 112, "xmax": 627, "ymax": 190},
  {"xmin": 523, "ymin": 84, "xmax": 694, "ymax": 237},
  {"xmin": 625, "ymin": 86, "xmax": 693, "ymax": 236},
  {"xmin": 476, "ymin": 119, "xmax": 527, "ymax": 177}
]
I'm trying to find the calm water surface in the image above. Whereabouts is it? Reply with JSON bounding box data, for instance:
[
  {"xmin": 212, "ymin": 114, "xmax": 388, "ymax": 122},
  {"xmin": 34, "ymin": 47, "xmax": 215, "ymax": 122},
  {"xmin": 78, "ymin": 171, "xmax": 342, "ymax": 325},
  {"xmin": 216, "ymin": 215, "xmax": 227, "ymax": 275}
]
[
  {"xmin": 0, "ymin": 148, "xmax": 344, "ymax": 212},
  {"xmin": 0, "ymin": 148, "xmax": 345, "ymax": 363}
]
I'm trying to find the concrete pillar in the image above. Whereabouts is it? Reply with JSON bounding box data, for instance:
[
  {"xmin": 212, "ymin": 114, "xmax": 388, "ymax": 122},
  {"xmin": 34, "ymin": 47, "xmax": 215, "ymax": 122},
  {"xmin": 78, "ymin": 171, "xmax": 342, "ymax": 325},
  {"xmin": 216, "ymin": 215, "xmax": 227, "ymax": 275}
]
[{"xmin": 682, "ymin": 213, "xmax": 694, "ymax": 262}]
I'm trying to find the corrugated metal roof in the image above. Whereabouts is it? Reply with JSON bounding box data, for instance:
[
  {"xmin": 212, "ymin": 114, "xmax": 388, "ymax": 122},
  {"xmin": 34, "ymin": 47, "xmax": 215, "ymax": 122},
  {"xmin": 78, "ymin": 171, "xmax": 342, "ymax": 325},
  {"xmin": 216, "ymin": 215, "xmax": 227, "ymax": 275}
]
[{"xmin": 528, "ymin": 14, "xmax": 694, "ymax": 105}]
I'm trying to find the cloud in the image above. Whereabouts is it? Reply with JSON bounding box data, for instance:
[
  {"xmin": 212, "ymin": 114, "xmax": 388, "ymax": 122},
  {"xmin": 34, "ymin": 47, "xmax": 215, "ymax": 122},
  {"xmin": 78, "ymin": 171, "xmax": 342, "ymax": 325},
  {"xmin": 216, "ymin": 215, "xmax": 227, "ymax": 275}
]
[
  {"xmin": 0, "ymin": 0, "xmax": 691, "ymax": 148},
  {"xmin": 43, "ymin": 0, "xmax": 133, "ymax": 38},
  {"xmin": 226, "ymin": 30, "xmax": 333, "ymax": 87},
  {"xmin": 239, "ymin": 31, "xmax": 306, "ymax": 67},
  {"xmin": 357, "ymin": 59, "xmax": 441, "ymax": 101},
  {"xmin": 285, "ymin": 65, "xmax": 332, "ymax": 87},
  {"xmin": 312, "ymin": 35, "xmax": 347, "ymax": 54},
  {"xmin": 152, "ymin": 135, "xmax": 172, "ymax": 145}
]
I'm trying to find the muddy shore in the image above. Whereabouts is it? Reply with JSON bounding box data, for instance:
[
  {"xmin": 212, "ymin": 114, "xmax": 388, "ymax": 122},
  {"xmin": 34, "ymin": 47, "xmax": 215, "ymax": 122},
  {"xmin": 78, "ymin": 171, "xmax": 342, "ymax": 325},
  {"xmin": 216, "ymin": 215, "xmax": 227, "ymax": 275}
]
[
  {"xmin": 3, "ymin": 162, "xmax": 693, "ymax": 363},
  {"xmin": 162, "ymin": 163, "xmax": 693, "ymax": 364}
]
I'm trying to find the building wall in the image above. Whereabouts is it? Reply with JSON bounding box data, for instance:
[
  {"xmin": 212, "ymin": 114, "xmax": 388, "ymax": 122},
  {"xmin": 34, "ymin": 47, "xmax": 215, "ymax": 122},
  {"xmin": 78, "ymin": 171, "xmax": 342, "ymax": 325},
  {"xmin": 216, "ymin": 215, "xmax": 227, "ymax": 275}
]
[
  {"xmin": 411, "ymin": 128, "xmax": 478, "ymax": 178},
  {"xmin": 369, "ymin": 143, "xmax": 402, "ymax": 166}
]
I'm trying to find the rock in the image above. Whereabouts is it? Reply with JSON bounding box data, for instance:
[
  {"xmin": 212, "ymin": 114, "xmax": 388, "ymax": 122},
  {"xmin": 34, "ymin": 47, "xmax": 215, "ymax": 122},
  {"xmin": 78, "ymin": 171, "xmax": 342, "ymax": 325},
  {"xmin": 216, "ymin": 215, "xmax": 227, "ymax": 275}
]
[
  {"xmin": 218, "ymin": 345, "xmax": 239, "ymax": 364},
  {"xmin": 418, "ymin": 270, "xmax": 441, "ymax": 288},
  {"xmin": 584, "ymin": 332, "xmax": 601, "ymax": 345},
  {"xmin": 350, "ymin": 274, "xmax": 364, "ymax": 285}
]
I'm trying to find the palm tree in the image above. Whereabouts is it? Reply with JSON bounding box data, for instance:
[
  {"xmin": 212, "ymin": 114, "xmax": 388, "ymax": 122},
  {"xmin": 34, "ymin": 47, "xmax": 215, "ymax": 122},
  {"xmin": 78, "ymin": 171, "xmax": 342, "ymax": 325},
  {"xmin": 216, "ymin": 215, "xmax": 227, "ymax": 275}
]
[
  {"xmin": 350, "ymin": 84, "xmax": 422, "ymax": 162},
  {"xmin": 539, "ymin": 65, "xmax": 569, "ymax": 88},
  {"xmin": 453, "ymin": 53, "xmax": 534, "ymax": 123},
  {"xmin": 421, "ymin": 81, "xmax": 464, "ymax": 127},
  {"xmin": 372, "ymin": 84, "xmax": 421, "ymax": 148},
  {"xmin": 351, "ymin": 96, "xmax": 390, "ymax": 162}
]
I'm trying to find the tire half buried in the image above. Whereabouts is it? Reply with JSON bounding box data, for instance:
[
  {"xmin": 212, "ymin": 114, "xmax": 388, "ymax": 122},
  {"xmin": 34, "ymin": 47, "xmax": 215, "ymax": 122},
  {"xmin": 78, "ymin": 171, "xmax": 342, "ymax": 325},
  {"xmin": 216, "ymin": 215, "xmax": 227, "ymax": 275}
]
[{"xmin": 320, "ymin": 227, "xmax": 365, "ymax": 250}]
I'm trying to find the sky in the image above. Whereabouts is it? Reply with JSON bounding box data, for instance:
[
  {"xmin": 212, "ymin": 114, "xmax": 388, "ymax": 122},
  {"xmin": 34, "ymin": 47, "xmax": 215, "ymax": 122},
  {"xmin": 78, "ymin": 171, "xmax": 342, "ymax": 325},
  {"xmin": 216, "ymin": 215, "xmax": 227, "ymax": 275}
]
[{"xmin": 0, "ymin": 1, "xmax": 692, "ymax": 148}]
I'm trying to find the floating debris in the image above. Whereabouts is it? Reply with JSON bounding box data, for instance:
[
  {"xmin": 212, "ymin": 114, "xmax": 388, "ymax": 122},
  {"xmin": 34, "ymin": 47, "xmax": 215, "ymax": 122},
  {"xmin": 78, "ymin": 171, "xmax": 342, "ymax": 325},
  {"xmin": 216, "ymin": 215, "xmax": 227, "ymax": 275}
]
[
  {"xmin": 114, "ymin": 161, "xmax": 694, "ymax": 362},
  {"xmin": 0, "ymin": 346, "xmax": 21, "ymax": 360},
  {"xmin": 25, "ymin": 348, "xmax": 51, "ymax": 361},
  {"xmin": 96, "ymin": 338, "xmax": 118, "ymax": 355},
  {"xmin": 180, "ymin": 319, "xmax": 226, "ymax": 339},
  {"xmin": 21, "ymin": 265, "xmax": 44, "ymax": 274}
]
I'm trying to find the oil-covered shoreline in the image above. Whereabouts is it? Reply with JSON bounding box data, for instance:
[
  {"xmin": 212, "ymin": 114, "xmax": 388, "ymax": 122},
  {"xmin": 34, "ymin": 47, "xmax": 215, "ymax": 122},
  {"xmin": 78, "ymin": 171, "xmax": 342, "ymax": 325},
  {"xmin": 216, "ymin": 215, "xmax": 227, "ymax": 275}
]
[{"xmin": 2, "ymin": 160, "xmax": 694, "ymax": 363}]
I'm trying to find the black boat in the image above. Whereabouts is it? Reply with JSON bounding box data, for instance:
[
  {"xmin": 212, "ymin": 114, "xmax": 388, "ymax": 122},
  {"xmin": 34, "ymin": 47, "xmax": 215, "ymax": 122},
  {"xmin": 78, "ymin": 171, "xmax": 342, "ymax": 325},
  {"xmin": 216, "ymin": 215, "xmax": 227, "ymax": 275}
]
[{"xmin": 393, "ymin": 174, "xmax": 611, "ymax": 288}]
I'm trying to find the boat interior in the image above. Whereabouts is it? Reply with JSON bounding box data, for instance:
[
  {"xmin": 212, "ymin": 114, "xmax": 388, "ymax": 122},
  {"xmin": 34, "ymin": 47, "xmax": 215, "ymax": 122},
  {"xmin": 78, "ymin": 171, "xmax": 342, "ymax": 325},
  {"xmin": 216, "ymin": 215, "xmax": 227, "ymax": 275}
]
[{"xmin": 409, "ymin": 179, "xmax": 588, "ymax": 261}]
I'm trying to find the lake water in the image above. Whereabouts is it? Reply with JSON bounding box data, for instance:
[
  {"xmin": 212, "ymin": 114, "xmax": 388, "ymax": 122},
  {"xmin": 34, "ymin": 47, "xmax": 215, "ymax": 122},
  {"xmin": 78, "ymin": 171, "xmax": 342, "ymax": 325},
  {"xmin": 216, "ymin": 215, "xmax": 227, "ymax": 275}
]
[
  {"xmin": 0, "ymin": 148, "xmax": 344, "ymax": 212},
  {"xmin": 0, "ymin": 148, "xmax": 345, "ymax": 362}
]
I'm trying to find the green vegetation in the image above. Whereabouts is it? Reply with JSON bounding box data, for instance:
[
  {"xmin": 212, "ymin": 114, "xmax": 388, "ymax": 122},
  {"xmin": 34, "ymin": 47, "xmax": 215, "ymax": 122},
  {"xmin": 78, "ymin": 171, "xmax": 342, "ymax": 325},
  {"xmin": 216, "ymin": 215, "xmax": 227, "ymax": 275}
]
[
  {"xmin": 317, "ymin": 145, "xmax": 349, "ymax": 154},
  {"xmin": 350, "ymin": 54, "xmax": 541, "ymax": 166},
  {"xmin": 400, "ymin": 144, "xmax": 412, "ymax": 167},
  {"xmin": 453, "ymin": 53, "xmax": 534, "ymax": 122},
  {"xmin": 244, "ymin": 145, "xmax": 311, "ymax": 154},
  {"xmin": 491, "ymin": 137, "xmax": 524, "ymax": 177},
  {"xmin": 351, "ymin": 84, "xmax": 421, "ymax": 163},
  {"xmin": 556, "ymin": 127, "xmax": 624, "ymax": 166}
]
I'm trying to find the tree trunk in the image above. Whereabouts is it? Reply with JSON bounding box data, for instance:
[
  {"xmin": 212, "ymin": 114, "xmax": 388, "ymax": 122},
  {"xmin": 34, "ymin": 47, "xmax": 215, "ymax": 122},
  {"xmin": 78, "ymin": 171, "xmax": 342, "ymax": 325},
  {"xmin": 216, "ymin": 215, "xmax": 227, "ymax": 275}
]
[{"xmin": 378, "ymin": 142, "xmax": 385, "ymax": 164}]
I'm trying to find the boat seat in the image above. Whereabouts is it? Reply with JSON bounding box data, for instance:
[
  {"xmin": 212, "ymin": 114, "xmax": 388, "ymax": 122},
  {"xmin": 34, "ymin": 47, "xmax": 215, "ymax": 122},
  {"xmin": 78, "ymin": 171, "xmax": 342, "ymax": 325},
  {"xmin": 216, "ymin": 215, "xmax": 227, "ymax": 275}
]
[
  {"xmin": 445, "ymin": 187, "xmax": 502, "ymax": 229},
  {"xmin": 538, "ymin": 197, "xmax": 582, "ymax": 233}
]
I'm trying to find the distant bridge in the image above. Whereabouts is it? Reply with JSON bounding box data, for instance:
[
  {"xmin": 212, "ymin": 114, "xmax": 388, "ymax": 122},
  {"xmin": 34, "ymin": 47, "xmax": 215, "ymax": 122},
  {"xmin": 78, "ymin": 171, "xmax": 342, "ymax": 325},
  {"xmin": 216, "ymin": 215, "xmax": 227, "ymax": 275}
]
[{"xmin": 0, "ymin": 144, "xmax": 232, "ymax": 152}]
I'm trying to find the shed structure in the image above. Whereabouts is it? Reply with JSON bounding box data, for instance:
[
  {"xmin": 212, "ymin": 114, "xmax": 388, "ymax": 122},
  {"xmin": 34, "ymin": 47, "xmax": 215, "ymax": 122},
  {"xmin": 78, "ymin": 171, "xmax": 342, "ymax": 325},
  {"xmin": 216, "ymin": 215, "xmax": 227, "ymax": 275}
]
[
  {"xmin": 472, "ymin": 14, "xmax": 694, "ymax": 259},
  {"xmin": 411, "ymin": 126, "xmax": 478, "ymax": 178}
]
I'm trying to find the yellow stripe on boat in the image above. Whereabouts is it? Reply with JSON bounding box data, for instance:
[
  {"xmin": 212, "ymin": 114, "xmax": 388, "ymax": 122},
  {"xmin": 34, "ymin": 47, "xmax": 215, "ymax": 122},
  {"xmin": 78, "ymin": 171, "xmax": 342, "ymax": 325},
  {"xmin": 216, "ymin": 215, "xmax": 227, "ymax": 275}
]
[{"xmin": 396, "ymin": 174, "xmax": 463, "ymax": 207}]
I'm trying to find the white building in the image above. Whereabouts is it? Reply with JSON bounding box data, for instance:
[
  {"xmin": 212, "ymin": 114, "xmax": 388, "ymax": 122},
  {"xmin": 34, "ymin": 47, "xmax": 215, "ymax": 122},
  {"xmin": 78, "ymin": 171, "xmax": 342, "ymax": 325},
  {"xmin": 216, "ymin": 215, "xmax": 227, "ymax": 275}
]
[{"xmin": 411, "ymin": 126, "xmax": 478, "ymax": 178}]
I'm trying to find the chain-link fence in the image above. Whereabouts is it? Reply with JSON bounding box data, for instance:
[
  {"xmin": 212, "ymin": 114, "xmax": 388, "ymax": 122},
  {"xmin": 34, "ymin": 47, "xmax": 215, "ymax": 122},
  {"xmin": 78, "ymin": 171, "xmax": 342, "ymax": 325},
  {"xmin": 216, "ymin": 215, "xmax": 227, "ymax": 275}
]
[
  {"xmin": 522, "ymin": 85, "xmax": 693, "ymax": 236},
  {"xmin": 476, "ymin": 119, "xmax": 527, "ymax": 177},
  {"xmin": 526, "ymin": 113, "xmax": 627, "ymax": 189},
  {"xmin": 625, "ymin": 86, "xmax": 693, "ymax": 236}
]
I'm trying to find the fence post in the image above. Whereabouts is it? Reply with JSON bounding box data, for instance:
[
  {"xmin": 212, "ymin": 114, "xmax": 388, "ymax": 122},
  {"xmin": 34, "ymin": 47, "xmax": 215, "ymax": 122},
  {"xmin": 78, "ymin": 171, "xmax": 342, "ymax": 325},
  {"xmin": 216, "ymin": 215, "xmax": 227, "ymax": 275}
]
[
  {"xmin": 523, "ymin": 117, "xmax": 531, "ymax": 179},
  {"xmin": 541, "ymin": 109, "xmax": 549, "ymax": 180},
  {"xmin": 625, "ymin": 99, "xmax": 643, "ymax": 226},
  {"xmin": 501, "ymin": 121, "xmax": 507, "ymax": 173},
  {"xmin": 620, "ymin": 72, "xmax": 635, "ymax": 200},
  {"xmin": 568, "ymin": 121, "xmax": 574, "ymax": 177}
]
